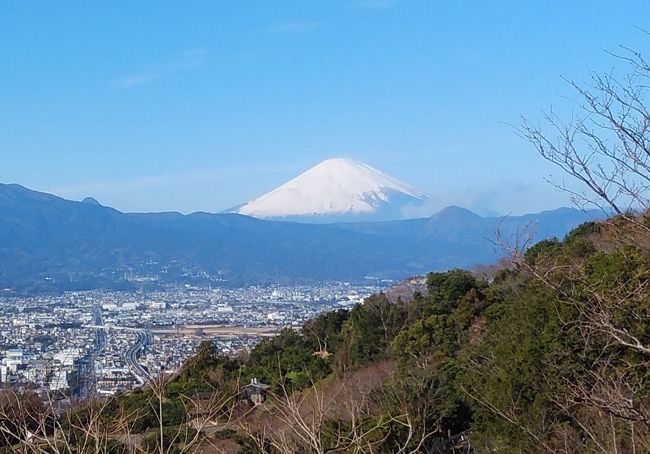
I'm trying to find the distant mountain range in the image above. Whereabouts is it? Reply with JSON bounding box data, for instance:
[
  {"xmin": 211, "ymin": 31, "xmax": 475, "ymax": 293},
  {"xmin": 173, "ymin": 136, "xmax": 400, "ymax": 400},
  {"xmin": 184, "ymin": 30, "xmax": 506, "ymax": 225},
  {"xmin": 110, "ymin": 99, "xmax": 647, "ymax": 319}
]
[{"xmin": 0, "ymin": 183, "xmax": 601, "ymax": 292}]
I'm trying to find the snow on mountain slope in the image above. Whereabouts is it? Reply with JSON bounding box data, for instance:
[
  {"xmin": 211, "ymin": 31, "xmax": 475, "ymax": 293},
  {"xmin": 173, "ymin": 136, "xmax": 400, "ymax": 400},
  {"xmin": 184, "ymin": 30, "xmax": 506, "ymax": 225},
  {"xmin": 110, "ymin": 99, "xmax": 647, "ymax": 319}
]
[{"xmin": 235, "ymin": 158, "xmax": 426, "ymax": 220}]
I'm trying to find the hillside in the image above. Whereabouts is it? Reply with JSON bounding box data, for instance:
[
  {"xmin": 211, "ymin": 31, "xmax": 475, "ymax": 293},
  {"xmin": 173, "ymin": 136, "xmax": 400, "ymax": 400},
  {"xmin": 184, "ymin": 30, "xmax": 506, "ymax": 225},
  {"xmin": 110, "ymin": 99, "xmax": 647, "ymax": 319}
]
[{"xmin": 131, "ymin": 215, "xmax": 650, "ymax": 452}]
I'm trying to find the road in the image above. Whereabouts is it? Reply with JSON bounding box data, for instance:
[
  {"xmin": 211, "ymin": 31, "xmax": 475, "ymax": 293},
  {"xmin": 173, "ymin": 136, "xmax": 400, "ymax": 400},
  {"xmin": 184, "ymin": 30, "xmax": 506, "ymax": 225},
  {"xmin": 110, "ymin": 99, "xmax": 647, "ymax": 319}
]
[
  {"xmin": 124, "ymin": 329, "xmax": 149, "ymax": 384},
  {"xmin": 74, "ymin": 305, "xmax": 107, "ymax": 400},
  {"xmin": 81, "ymin": 321, "xmax": 152, "ymax": 388}
]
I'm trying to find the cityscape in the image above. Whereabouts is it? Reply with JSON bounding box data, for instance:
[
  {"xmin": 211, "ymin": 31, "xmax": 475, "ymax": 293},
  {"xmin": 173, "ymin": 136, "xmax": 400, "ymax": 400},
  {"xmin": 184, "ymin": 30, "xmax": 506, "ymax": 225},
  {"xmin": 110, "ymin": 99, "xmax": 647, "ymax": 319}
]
[{"xmin": 0, "ymin": 282, "xmax": 382, "ymax": 403}]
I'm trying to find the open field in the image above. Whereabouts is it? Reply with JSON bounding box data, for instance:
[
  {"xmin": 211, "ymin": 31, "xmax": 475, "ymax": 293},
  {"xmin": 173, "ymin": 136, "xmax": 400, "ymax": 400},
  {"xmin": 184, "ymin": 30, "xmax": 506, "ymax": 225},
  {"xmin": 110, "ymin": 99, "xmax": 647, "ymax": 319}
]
[{"xmin": 150, "ymin": 325, "xmax": 286, "ymax": 339}]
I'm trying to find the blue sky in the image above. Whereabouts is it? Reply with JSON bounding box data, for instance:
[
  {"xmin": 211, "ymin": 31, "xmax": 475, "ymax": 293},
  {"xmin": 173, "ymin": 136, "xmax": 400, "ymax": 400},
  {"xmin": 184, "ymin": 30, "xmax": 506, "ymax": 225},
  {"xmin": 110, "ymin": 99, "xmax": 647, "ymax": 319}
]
[{"xmin": 2, "ymin": 1, "xmax": 649, "ymax": 214}]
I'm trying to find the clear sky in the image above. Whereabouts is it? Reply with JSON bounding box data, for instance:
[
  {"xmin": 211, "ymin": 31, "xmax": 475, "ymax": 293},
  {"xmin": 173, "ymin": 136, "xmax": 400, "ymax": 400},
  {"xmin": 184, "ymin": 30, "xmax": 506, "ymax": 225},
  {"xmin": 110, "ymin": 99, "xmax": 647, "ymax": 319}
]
[{"xmin": 2, "ymin": 1, "xmax": 649, "ymax": 215}]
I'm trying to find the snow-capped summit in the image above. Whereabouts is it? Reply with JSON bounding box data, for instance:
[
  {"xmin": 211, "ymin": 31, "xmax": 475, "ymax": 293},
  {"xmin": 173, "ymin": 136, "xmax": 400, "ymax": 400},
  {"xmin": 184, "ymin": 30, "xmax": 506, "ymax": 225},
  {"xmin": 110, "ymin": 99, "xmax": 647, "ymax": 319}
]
[{"xmin": 233, "ymin": 158, "xmax": 427, "ymax": 222}]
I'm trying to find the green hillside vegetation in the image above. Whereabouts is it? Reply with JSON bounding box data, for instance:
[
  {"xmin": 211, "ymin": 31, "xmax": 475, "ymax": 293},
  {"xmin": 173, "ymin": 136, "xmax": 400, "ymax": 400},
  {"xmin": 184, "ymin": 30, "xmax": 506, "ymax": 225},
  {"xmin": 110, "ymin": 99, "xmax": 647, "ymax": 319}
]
[{"xmin": 226, "ymin": 216, "xmax": 648, "ymax": 453}]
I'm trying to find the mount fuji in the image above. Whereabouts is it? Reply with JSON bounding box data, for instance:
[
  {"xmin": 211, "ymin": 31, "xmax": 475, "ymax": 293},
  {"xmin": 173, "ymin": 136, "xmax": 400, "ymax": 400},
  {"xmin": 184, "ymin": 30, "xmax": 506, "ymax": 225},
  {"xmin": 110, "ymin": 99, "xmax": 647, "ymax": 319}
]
[{"xmin": 232, "ymin": 158, "xmax": 427, "ymax": 222}]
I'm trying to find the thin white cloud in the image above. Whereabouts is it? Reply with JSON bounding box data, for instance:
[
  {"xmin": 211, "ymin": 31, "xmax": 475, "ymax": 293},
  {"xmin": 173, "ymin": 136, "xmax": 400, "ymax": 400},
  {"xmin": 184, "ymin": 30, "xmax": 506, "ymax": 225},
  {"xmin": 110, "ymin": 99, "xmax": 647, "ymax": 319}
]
[
  {"xmin": 268, "ymin": 20, "xmax": 325, "ymax": 34},
  {"xmin": 158, "ymin": 48, "xmax": 209, "ymax": 71},
  {"xmin": 354, "ymin": 0, "xmax": 397, "ymax": 10},
  {"xmin": 112, "ymin": 73, "xmax": 161, "ymax": 88},
  {"xmin": 400, "ymin": 182, "xmax": 566, "ymax": 218},
  {"xmin": 112, "ymin": 48, "xmax": 209, "ymax": 88},
  {"xmin": 47, "ymin": 164, "xmax": 296, "ymax": 201}
]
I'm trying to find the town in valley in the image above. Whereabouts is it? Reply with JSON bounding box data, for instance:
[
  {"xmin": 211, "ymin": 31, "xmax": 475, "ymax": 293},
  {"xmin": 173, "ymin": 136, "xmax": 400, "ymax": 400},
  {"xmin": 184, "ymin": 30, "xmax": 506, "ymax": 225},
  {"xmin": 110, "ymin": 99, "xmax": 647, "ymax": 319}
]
[{"xmin": 0, "ymin": 282, "xmax": 383, "ymax": 403}]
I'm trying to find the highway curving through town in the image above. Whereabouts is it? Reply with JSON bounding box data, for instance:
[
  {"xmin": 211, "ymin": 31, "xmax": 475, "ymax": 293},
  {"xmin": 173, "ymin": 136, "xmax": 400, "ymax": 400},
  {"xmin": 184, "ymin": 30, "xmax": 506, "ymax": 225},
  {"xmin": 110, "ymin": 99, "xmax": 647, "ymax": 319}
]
[{"xmin": 124, "ymin": 329, "xmax": 150, "ymax": 384}]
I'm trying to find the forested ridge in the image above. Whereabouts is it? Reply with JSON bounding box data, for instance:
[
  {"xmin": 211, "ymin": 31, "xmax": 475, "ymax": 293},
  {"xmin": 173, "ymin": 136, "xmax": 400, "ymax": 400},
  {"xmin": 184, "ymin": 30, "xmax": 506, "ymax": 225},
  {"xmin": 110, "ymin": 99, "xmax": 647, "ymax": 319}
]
[{"xmin": 218, "ymin": 216, "xmax": 648, "ymax": 452}]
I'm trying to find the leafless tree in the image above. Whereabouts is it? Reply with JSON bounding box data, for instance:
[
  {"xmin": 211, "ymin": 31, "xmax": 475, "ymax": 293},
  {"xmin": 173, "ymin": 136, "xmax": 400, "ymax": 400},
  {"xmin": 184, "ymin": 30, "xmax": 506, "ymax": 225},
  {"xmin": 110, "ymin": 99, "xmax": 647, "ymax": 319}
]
[
  {"xmin": 239, "ymin": 378, "xmax": 436, "ymax": 454},
  {"xmin": 0, "ymin": 369, "xmax": 243, "ymax": 453},
  {"xmin": 520, "ymin": 45, "xmax": 650, "ymax": 227}
]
